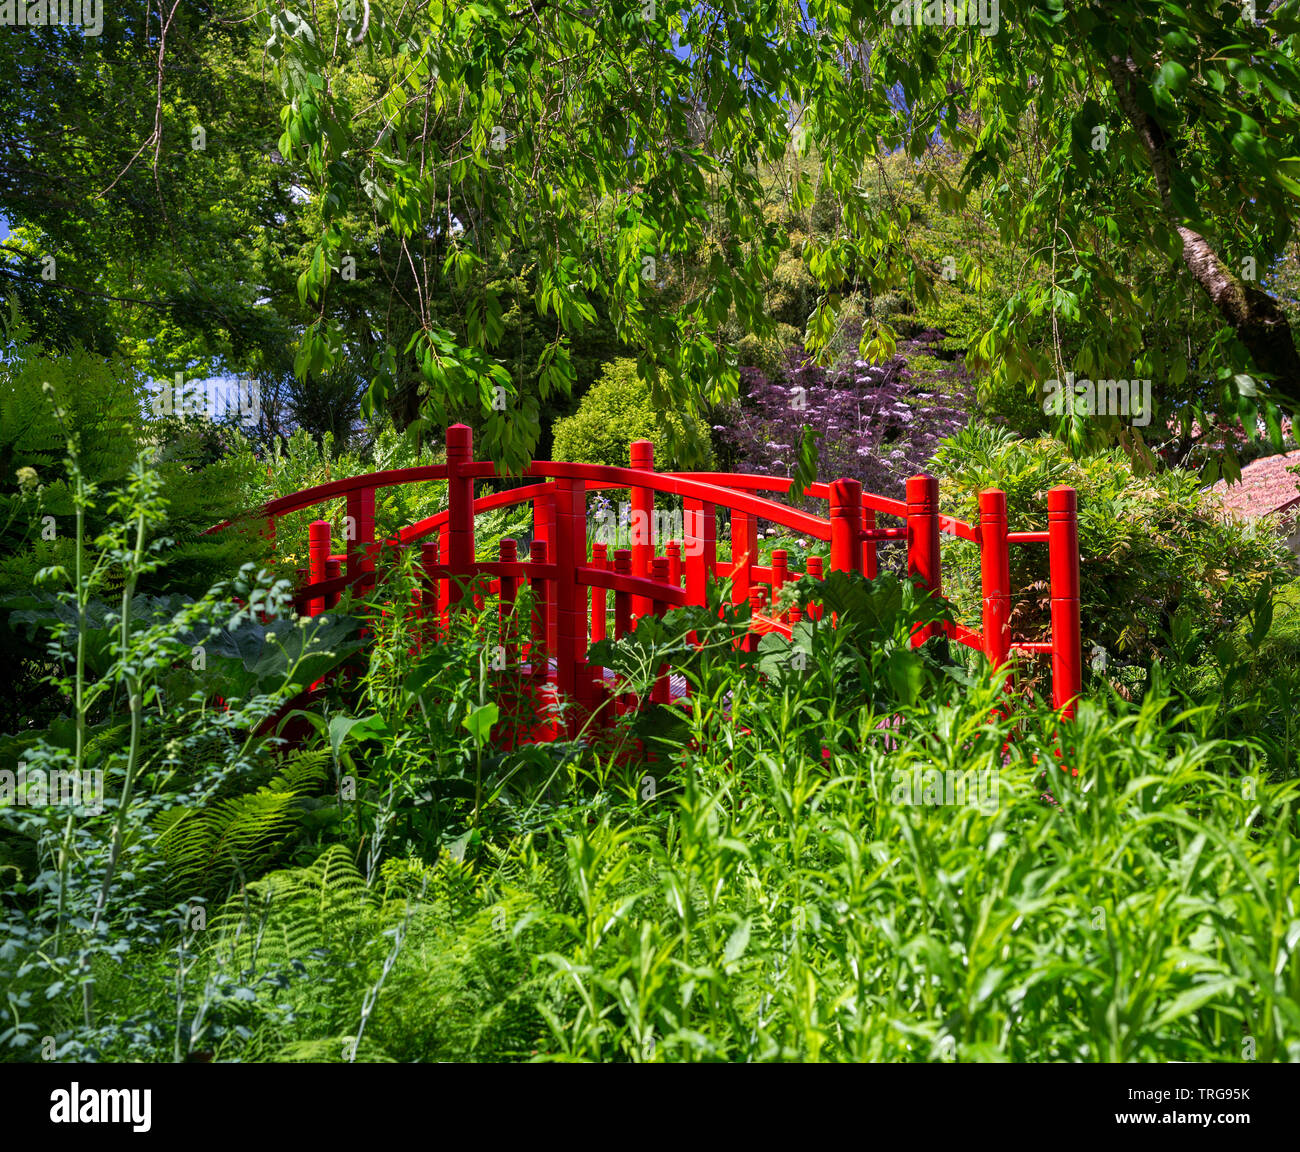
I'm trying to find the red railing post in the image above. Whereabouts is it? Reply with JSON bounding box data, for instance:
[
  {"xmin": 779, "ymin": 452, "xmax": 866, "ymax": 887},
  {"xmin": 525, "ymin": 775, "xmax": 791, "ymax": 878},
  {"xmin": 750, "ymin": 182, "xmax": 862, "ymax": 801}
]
[
  {"xmin": 770, "ymin": 548, "xmax": 789, "ymax": 622},
  {"xmin": 345, "ymin": 486, "xmax": 376, "ymax": 584},
  {"xmin": 529, "ymin": 539, "xmax": 548, "ymax": 677},
  {"xmin": 906, "ymin": 474, "xmax": 942, "ymax": 646},
  {"xmin": 650, "ymin": 556, "xmax": 671, "ymax": 704},
  {"xmin": 1048, "ymin": 486, "xmax": 1082, "ymax": 718},
  {"xmin": 666, "ymin": 540, "xmax": 682, "ymax": 588},
  {"xmin": 553, "ymin": 476, "xmax": 589, "ymax": 728},
  {"xmin": 419, "ymin": 540, "xmax": 440, "ymax": 644},
  {"xmin": 805, "ymin": 555, "xmax": 824, "ymax": 621},
  {"xmin": 613, "ymin": 548, "xmax": 633, "ymax": 712},
  {"xmin": 978, "ymin": 489, "xmax": 1011, "ymax": 671},
  {"xmin": 325, "ymin": 556, "xmax": 342, "ymax": 610},
  {"xmin": 730, "ymin": 509, "xmax": 757, "ymax": 607},
  {"xmin": 590, "ymin": 542, "xmax": 608, "ymax": 642},
  {"xmin": 499, "ymin": 538, "xmax": 519, "ymax": 668},
  {"xmin": 630, "ymin": 440, "xmax": 655, "ymax": 621},
  {"xmin": 861, "ymin": 506, "xmax": 879, "ymax": 579},
  {"xmin": 829, "ymin": 479, "xmax": 862, "ymax": 574},
  {"xmin": 446, "ymin": 424, "xmax": 475, "ymax": 611},
  {"xmin": 613, "ymin": 549, "xmax": 633, "ymax": 638},
  {"xmin": 308, "ymin": 519, "xmax": 331, "ymax": 616},
  {"xmin": 684, "ymin": 497, "xmax": 716, "ymax": 607}
]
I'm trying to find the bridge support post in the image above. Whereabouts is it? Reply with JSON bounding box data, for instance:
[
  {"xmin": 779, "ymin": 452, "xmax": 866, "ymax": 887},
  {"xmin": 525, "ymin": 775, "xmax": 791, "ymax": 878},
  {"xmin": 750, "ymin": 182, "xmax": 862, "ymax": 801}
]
[
  {"xmin": 1048, "ymin": 486, "xmax": 1082, "ymax": 719},
  {"xmin": 308, "ymin": 520, "xmax": 331, "ymax": 616},
  {"xmin": 684, "ymin": 498, "xmax": 716, "ymax": 607},
  {"xmin": 906, "ymin": 474, "xmax": 942, "ymax": 646},
  {"xmin": 446, "ymin": 424, "xmax": 475, "ymax": 611},
  {"xmin": 529, "ymin": 540, "xmax": 548, "ymax": 677},
  {"xmin": 770, "ymin": 549, "xmax": 789, "ymax": 622},
  {"xmin": 630, "ymin": 440, "xmax": 655, "ymax": 621},
  {"xmin": 553, "ymin": 476, "xmax": 590, "ymax": 733},
  {"xmin": 590, "ymin": 542, "xmax": 608, "ymax": 642},
  {"xmin": 419, "ymin": 540, "xmax": 440, "ymax": 645},
  {"xmin": 650, "ymin": 556, "xmax": 671, "ymax": 704},
  {"xmin": 861, "ymin": 506, "xmax": 879, "ymax": 578},
  {"xmin": 499, "ymin": 539, "xmax": 519, "ymax": 668},
  {"xmin": 346, "ymin": 486, "xmax": 376, "ymax": 585},
  {"xmin": 829, "ymin": 479, "xmax": 862, "ymax": 575},
  {"xmin": 979, "ymin": 489, "xmax": 1011, "ymax": 672},
  {"xmin": 613, "ymin": 549, "xmax": 633, "ymax": 713},
  {"xmin": 730, "ymin": 509, "xmax": 757, "ymax": 607}
]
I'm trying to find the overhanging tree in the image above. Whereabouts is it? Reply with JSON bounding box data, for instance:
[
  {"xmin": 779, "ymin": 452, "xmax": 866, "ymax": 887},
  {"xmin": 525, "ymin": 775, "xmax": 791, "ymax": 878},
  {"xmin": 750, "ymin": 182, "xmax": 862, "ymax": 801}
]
[{"xmin": 257, "ymin": 0, "xmax": 1300, "ymax": 482}]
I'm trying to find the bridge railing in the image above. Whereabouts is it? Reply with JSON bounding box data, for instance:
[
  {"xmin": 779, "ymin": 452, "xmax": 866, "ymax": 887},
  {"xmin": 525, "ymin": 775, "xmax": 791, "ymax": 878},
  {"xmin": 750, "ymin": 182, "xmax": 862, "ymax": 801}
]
[{"xmin": 215, "ymin": 424, "xmax": 1081, "ymax": 731}]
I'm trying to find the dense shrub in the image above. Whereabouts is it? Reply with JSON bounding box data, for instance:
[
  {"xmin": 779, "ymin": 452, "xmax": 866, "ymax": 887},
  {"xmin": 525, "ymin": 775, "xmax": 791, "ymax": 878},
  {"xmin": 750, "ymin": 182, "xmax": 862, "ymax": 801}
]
[
  {"xmin": 713, "ymin": 337, "xmax": 971, "ymax": 501},
  {"xmin": 550, "ymin": 359, "xmax": 714, "ymax": 469},
  {"xmin": 931, "ymin": 422, "xmax": 1297, "ymax": 678}
]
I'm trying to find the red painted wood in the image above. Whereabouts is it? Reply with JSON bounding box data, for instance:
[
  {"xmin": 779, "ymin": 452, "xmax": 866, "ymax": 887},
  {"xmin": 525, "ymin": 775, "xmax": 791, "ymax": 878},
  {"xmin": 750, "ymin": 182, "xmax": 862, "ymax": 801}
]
[
  {"xmin": 979, "ymin": 489, "xmax": 1011, "ymax": 670},
  {"xmin": 308, "ymin": 520, "xmax": 331, "ymax": 616},
  {"xmin": 630, "ymin": 440, "xmax": 655, "ymax": 620},
  {"xmin": 420, "ymin": 541, "xmax": 439, "ymax": 640},
  {"xmin": 906, "ymin": 474, "xmax": 942, "ymax": 646},
  {"xmin": 771, "ymin": 548, "xmax": 789, "ymax": 622},
  {"xmin": 445, "ymin": 425, "xmax": 475, "ymax": 610},
  {"xmin": 829, "ymin": 479, "xmax": 862, "ymax": 574},
  {"xmin": 613, "ymin": 549, "xmax": 633, "ymax": 639},
  {"xmin": 650, "ymin": 556, "xmax": 671, "ymax": 704},
  {"xmin": 805, "ymin": 555, "xmax": 824, "ymax": 622},
  {"xmin": 553, "ymin": 476, "xmax": 588, "ymax": 729},
  {"xmin": 590, "ymin": 542, "xmax": 608, "ymax": 642},
  {"xmin": 529, "ymin": 539, "xmax": 548, "ymax": 677},
  {"xmin": 666, "ymin": 540, "xmax": 682, "ymax": 588},
  {"xmin": 684, "ymin": 497, "xmax": 716, "ymax": 606},
  {"xmin": 731, "ymin": 509, "xmax": 757, "ymax": 607},
  {"xmin": 1048, "ymin": 486, "xmax": 1082, "ymax": 719},
  {"xmin": 499, "ymin": 538, "xmax": 519, "ymax": 669},
  {"xmin": 345, "ymin": 486, "xmax": 376, "ymax": 581},
  {"xmin": 861, "ymin": 506, "xmax": 879, "ymax": 578}
]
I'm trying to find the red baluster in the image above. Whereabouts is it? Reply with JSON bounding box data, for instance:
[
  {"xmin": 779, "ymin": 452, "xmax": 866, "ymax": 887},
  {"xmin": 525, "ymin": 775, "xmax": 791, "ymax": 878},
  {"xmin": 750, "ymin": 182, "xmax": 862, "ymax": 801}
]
[
  {"xmin": 1048, "ymin": 486, "xmax": 1082, "ymax": 720},
  {"xmin": 666, "ymin": 540, "xmax": 682, "ymax": 587},
  {"xmin": 650, "ymin": 556, "xmax": 670, "ymax": 704},
  {"xmin": 979, "ymin": 489, "xmax": 1011, "ymax": 673},
  {"xmin": 630, "ymin": 439, "xmax": 655, "ymax": 620},
  {"xmin": 613, "ymin": 549, "xmax": 633, "ymax": 639},
  {"xmin": 861, "ymin": 506, "xmax": 878, "ymax": 579},
  {"xmin": 590, "ymin": 542, "xmax": 608, "ymax": 642},
  {"xmin": 445, "ymin": 425, "xmax": 475, "ymax": 611},
  {"xmin": 529, "ymin": 539, "xmax": 548, "ymax": 678},
  {"xmin": 829, "ymin": 479, "xmax": 862, "ymax": 575},
  {"xmin": 906, "ymin": 474, "xmax": 942, "ymax": 646},
  {"xmin": 731, "ymin": 509, "xmax": 757, "ymax": 607},
  {"xmin": 499, "ymin": 538, "xmax": 519, "ymax": 669},
  {"xmin": 308, "ymin": 519, "xmax": 330, "ymax": 616}
]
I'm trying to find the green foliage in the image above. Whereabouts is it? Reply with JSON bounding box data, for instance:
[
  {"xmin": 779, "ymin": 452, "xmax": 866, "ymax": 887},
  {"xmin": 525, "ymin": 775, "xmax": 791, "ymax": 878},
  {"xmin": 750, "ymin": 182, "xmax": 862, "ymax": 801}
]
[
  {"xmin": 933, "ymin": 423, "xmax": 1296, "ymax": 674},
  {"xmin": 551, "ymin": 359, "xmax": 714, "ymax": 470}
]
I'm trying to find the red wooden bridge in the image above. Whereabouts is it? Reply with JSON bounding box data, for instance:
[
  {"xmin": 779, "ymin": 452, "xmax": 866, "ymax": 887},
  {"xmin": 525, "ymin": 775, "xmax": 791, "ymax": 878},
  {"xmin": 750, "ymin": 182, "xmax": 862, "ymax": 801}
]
[{"xmin": 222, "ymin": 424, "xmax": 1082, "ymax": 738}]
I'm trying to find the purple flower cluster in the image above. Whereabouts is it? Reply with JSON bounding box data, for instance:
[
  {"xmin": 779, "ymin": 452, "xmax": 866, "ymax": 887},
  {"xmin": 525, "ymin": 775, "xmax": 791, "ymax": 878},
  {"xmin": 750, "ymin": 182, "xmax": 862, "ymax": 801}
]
[{"xmin": 716, "ymin": 338, "xmax": 971, "ymax": 500}]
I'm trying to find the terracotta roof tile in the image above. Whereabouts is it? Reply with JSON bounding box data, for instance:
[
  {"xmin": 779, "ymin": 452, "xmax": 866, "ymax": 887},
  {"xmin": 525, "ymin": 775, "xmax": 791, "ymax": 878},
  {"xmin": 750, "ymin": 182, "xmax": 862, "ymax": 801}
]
[{"xmin": 1209, "ymin": 449, "xmax": 1300, "ymax": 519}]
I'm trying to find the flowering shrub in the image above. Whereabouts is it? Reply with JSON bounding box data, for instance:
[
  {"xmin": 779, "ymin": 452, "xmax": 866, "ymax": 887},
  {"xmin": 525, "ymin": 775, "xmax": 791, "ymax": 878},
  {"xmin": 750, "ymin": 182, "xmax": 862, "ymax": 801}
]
[{"xmin": 714, "ymin": 335, "xmax": 971, "ymax": 501}]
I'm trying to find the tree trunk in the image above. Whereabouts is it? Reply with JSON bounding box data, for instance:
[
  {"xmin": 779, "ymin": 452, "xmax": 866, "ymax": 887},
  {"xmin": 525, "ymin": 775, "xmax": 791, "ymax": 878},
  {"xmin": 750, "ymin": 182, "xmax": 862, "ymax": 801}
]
[{"xmin": 1105, "ymin": 55, "xmax": 1300, "ymax": 408}]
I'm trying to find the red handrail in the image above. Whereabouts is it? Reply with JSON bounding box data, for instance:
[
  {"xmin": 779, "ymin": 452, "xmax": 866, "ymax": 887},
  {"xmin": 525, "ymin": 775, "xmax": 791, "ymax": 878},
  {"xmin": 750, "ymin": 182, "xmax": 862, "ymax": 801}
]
[{"xmin": 217, "ymin": 424, "xmax": 1083, "ymax": 731}]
